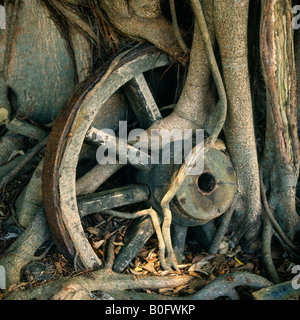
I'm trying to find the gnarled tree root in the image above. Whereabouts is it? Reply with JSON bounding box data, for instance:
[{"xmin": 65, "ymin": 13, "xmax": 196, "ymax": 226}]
[
  {"xmin": 188, "ymin": 272, "xmax": 272, "ymax": 300},
  {"xmin": 100, "ymin": 0, "xmax": 188, "ymax": 65},
  {"xmin": 0, "ymin": 208, "xmax": 51, "ymax": 289},
  {"xmin": 0, "ymin": 137, "xmax": 48, "ymax": 189},
  {"xmin": 252, "ymin": 280, "xmax": 300, "ymax": 300},
  {"xmin": 4, "ymin": 270, "xmax": 272, "ymax": 301},
  {"xmin": 13, "ymin": 159, "xmax": 44, "ymax": 228},
  {"xmin": 4, "ymin": 269, "xmax": 194, "ymax": 300}
]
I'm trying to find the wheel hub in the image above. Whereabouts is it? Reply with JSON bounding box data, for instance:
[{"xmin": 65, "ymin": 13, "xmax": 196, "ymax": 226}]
[{"xmin": 137, "ymin": 144, "xmax": 237, "ymax": 227}]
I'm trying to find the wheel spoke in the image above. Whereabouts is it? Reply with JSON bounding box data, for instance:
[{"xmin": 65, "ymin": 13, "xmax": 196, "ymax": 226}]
[
  {"xmin": 85, "ymin": 126, "xmax": 151, "ymax": 171},
  {"xmin": 124, "ymin": 74, "xmax": 162, "ymax": 128},
  {"xmin": 76, "ymin": 162, "xmax": 124, "ymax": 196},
  {"xmin": 172, "ymin": 224, "xmax": 188, "ymax": 264},
  {"xmin": 77, "ymin": 184, "xmax": 150, "ymax": 218},
  {"xmin": 113, "ymin": 216, "xmax": 155, "ymax": 273}
]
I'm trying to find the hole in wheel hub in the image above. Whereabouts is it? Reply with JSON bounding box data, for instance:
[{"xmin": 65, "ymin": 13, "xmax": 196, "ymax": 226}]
[{"xmin": 196, "ymin": 171, "xmax": 217, "ymax": 195}]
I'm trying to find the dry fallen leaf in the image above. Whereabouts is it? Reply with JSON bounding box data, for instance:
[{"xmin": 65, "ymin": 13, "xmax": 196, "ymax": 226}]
[
  {"xmin": 137, "ymin": 247, "xmax": 150, "ymax": 259},
  {"xmin": 55, "ymin": 261, "xmax": 65, "ymax": 274},
  {"xmin": 188, "ymin": 260, "xmax": 208, "ymax": 272},
  {"xmin": 207, "ymin": 273, "xmax": 216, "ymax": 284},
  {"xmin": 8, "ymin": 282, "xmax": 28, "ymax": 292},
  {"xmin": 114, "ymin": 246, "xmax": 122, "ymax": 255},
  {"xmin": 130, "ymin": 268, "xmax": 148, "ymax": 276},
  {"xmin": 218, "ymin": 241, "xmax": 229, "ymax": 254},
  {"xmin": 113, "ymin": 241, "xmax": 124, "ymax": 246},
  {"xmin": 188, "ymin": 271, "xmax": 202, "ymax": 278},
  {"xmin": 86, "ymin": 227, "xmax": 100, "ymax": 236},
  {"xmin": 177, "ymin": 263, "xmax": 192, "ymax": 269},
  {"xmin": 142, "ymin": 265, "xmax": 155, "ymax": 273},
  {"xmin": 143, "ymin": 261, "xmax": 157, "ymax": 273},
  {"xmin": 158, "ymin": 288, "xmax": 173, "ymax": 293},
  {"xmin": 192, "ymin": 254, "xmax": 215, "ymax": 264},
  {"xmin": 173, "ymin": 284, "xmax": 188, "ymax": 293},
  {"xmin": 215, "ymin": 269, "xmax": 226, "ymax": 275},
  {"xmin": 92, "ymin": 239, "xmax": 105, "ymax": 249},
  {"xmin": 158, "ymin": 270, "xmax": 171, "ymax": 276}
]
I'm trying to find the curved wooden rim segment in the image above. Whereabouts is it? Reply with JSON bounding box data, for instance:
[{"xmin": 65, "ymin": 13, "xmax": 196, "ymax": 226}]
[{"xmin": 42, "ymin": 44, "xmax": 170, "ymax": 268}]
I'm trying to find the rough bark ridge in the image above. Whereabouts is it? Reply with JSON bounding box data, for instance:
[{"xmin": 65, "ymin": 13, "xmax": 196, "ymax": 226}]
[
  {"xmin": 260, "ymin": 0, "xmax": 300, "ymax": 238},
  {"xmin": 213, "ymin": 0, "xmax": 262, "ymax": 242},
  {"xmin": 100, "ymin": 0, "xmax": 188, "ymax": 65},
  {"xmin": 3, "ymin": 0, "xmax": 76, "ymax": 124}
]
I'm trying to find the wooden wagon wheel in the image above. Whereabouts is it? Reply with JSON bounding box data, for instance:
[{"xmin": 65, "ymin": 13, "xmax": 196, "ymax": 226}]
[{"xmin": 42, "ymin": 44, "xmax": 236, "ymax": 271}]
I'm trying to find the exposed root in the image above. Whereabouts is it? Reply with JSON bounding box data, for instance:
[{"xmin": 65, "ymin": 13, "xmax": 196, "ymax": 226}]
[
  {"xmin": 103, "ymin": 234, "xmax": 117, "ymax": 271},
  {"xmin": 14, "ymin": 159, "xmax": 44, "ymax": 228},
  {"xmin": 214, "ymin": 0, "xmax": 262, "ymax": 242},
  {"xmin": 260, "ymin": 167, "xmax": 300, "ymax": 256},
  {"xmin": 209, "ymin": 195, "xmax": 237, "ymax": 254},
  {"xmin": 68, "ymin": 22, "xmax": 93, "ymax": 83},
  {"xmin": 0, "ymin": 208, "xmax": 51, "ymax": 289},
  {"xmin": 159, "ymin": 143, "xmax": 204, "ymax": 271},
  {"xmin": 0, "ymin": 79, "xmax": 10, "ymax": 126},
  {"xmin": 3, "ymin": 260, "xmax": 272, "ymax": 301},
  {"xmin": 1, "ymin": 0, "xmax": 299, "ymax": 303},
  {"xmin": 103, "ymin": 208, "xmax": 168, "ymax": 270},
  {"xmin": 49, "ymin": 0, "xmax": 99, "ymax": 44},
  {"xmin": 253, "ymin": 280, "xmax": 300, "ymax": 300},
  {"xmin": 147, "ymin": 0, "xmax": 215, "ymax": 134},
  {"xmin": 190, "ymin": 0, "xmax": 227, "ymax": 146},
  {"xmin": 6, "ymin": 118, "xmax": 48, "ymax": 141},
  {"xmin": 4, "ymin": 268, "xmax": 193, "ymax": 300},
  {"xmin": 100, "ymin": 0, "xmax": 188, "ymax": 65},
  {"xmin": 261, "ymin": 217, "xmax": 281, "ymax": 284},
  {"xmin": 0, "ymin": 132, "xmax": 24, "ymax": 166},
  {"xmin": 188, "ymin": 271, "xmax": 272, "ymax": 300},
  {"xmin": 260, "ymin": 0, "xmax": 300, "ymax": 239},
  {"xmin": 0, "ymin": 137, "xmax": 48, "ymax": 189},
  {"xmin": 169, "ymin": 0, "xmax": 189, "ymax": 55}
]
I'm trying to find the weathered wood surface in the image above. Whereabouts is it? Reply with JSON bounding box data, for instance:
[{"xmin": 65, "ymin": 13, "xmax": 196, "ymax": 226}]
[
  {"xmin": 42, "ymin": 45, "xmax": 170, "ymax": 269},
  {"xmin": 6, "ymin": 118, "xmax": 49, "ymax": 141},
  {"xmin": 77, "ymin": 184, "xmax": 150, "ymax": 218},
  {"xmin": 124, "ymin": 74, "xmax": 162, "ymax": 129},
  {"xmin": 4, "ymin": 0, "xmax": 76, "ymax": 124}
]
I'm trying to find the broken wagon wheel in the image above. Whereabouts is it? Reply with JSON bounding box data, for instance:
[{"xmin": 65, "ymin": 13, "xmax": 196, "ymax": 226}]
[{"xmin": 42, "ymin": 44, "xmax": 237, "ymax": 271}]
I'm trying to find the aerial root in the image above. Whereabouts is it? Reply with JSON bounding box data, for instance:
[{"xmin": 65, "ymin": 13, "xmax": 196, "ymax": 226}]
[
  {"xmin": 0, "ymin": 137, "xmax": 48, "ymax": 189},
  {"xmin": 104, "ymin": 208, "xmax": 169, "ymax": 270},
  {"xmin": 209, "ymin": 195, "xmax": 237, "ymax": 254},
  {"xmin": 188, "ymin": 271, "xmax": 272, "ymax": 300}
]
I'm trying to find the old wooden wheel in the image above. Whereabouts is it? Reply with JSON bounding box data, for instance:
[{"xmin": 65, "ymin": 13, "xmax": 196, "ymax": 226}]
[{"xmin": 42, "ymin": 44, "xmax": 236, "ymax": 271}]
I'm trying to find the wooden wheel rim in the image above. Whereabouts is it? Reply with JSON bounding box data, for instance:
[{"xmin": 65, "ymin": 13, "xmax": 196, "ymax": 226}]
[{"xmin": 42, "ymin": 45, "xmax": 171, "ymax": 269}]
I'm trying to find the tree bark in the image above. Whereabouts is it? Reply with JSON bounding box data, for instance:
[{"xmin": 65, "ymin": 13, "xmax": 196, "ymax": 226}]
[
  {"xmin": 260, "ymin": 0, "xmax": 300, "ymax": 238},
  {"xmin": 214, "ymin": 0, "xmax": 262, "ymax": 242}
]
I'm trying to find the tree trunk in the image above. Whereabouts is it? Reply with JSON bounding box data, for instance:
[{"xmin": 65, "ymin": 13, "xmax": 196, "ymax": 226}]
[{"xmin": 214, "ymin": 0, "xmax": 262, "ymax": 242}]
